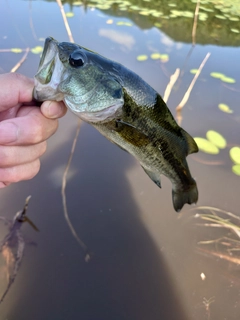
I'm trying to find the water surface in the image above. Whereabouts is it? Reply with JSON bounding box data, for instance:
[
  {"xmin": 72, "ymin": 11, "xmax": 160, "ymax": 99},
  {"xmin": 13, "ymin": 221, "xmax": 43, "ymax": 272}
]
[{"xmin": 0, "ymin": 1, "xmax": 240, "ymax": 319}]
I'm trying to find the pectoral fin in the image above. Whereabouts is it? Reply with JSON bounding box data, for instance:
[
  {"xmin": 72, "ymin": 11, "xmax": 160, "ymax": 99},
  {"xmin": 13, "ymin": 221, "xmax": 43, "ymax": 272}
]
[
  {"xmin": 142, "ymin": 166, "xmax": 161, "ymax": 188},
  {"xmin": 113, "ymin": 119, "xmax": 150, "ymax": 147}
]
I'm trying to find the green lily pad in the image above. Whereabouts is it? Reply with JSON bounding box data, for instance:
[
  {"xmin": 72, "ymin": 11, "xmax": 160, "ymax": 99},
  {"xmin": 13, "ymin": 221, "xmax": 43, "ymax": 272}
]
[
  {"xmin": 218, "ymin": 103, "xmax": 233, "ymax": 113},
  {"xmin": 230, "ymin": 147, "xmax": 240, "ymax": 164},
  {"xmin": 72, "ymin": 1, "xmax": 82, "ymax": 5},
  {"xmin": 31, "ymin": 46, "xmax": 43, "ymax": 54},
  {"xmin": 210, "ymin": 72, "xmax": 225, "ymax": 79},
  {"xmin": 137, "ymin": 55, "xmax": 148, "ymax": 61},
  {"xmin": 139, "ymin": 11, "xmax": 150, "ymax": 15},
  {"xmin": 232, "ymin": 164, "xmax": 240, "ymax": 176},
  {"xmin": 95, "ymin": 4, "xmax": 110, "ymax": 9},
  {"xmin": 150, "ymin": 53, "xmax": 162, "ymax": 60},
  {"xmin": 190, "ymin": 69, "xmax": 198, "ymax": 74},
  {"xmin": 160, "ymin": 54, "xmax": 169, "ymax": 61},
  {"xmin": 66, "ymin": 12, "xmax": 74, "ymax": 18},
  {"xmin": 231, "ymin": 28, "xmax": 239, "ymax": 33},
  {"xmin": 116, "ymin": 21, "xmax": 132, "ymax": 26},
  {"xmin": 210, "ymin": 72, "xmax": 236, "ymax": 84},
  {"xmin": 215, "ymin": 15, "xmax": 226, "ymax": 19},
  {"xmin": 194, "ymin": 137, "xmax": 219, "ymax": 154},
  {"xmin": 229, "ymin": 17, "xmax": 239, "ymax": 21},
  {"xmin": 200, "ymin": 7, "xmax": 214, "ymax": 12},
  {"xmin": 221, "ymin": 76, "xmax": 236, "ymax": 83},
  {"xmin": 130, "ymin": 5, "xmax": 139, "ymax": 10},
  {"xmin": 11, "ymin": 48, "xmax": 23, "ymax": 53},
  {"xmin": 206, "ymin": 130, "xmax": 226, "ymax": 149}
]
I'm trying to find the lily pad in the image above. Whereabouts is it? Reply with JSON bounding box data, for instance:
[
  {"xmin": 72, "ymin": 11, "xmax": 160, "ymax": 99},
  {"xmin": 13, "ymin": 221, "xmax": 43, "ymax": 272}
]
[
  {"xmin": 230, "ymin": 147, "xmax": 240, "ymax": 164},
  {"xmin": 206, "ymin": 130, "xmax": 226, "ymax": 149},
  {"xmin": 73, "ymin": 1, "xmax": 82, "ymax": 5},
  {"xmin": 116, "ymin": 21, "xmax": 132, "ymax": 26},
  {"xmin": 137, "ymin": 55, "xmax": 148, "ymax": 61},
  {"xmin": 194, "ymin": 137, "xmax": 219, "ymax": 154},
  {"xmin": 232, "ymin": 164, "xmax": 240, "ymax": 176},
  {"xmin": 152, "ymin": 12, "xmax": 163, "ymax": 17},
  {"xmin": 190, "ymin": 69, "xmax": 198, "ymax": 74},
  {"xmin": 150, "ymin": 53, "xmax": 162, "ymax": 60},
  {"xmin": 229, "ymin": 17, "xmax": 239, "ymax": 21},
  {"xmin": 65, "ymin": 12, "xmax": 74, "ymax": 18},
  {"xmin": 160, "ymin": 54, "xmax": 169, "ymax": 61},
  {"xmin": 215, "ymin": 15, "xmax": 226, "ymax": 19},
  {"xmin": 221, "ymin": 76, "xmax": 236, "ymax": 83},
  {"xmin": 231, "ymin": 28, "xmax": 239, "ymax": 33},
  {"xmin": 11, "ymin": 48, "xmax": 23, "ymax": 53},
  {"xmin": 210, "ymin": 72, "xmax": 225, "ymax": 79},
  {"xmin": 218, "ymin": 103, "xmax": 233, "ymax": 113},
  {"xmin": 139, "ymin": 11, "xmax": 150, "ymax": 15},
  {"xmin": 31, "ymin": 46, "xmax": 43, "ymax": 54}
]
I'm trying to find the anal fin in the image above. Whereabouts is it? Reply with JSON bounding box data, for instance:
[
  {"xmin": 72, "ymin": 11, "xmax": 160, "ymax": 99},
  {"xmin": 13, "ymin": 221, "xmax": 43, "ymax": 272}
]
[{"xmin": 142, "ymin": 166, "xmax": 161, "ymax": 188}]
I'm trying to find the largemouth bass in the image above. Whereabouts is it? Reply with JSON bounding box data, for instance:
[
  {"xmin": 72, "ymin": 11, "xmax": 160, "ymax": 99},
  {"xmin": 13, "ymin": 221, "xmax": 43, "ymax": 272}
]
[{"xmin": 33, "ymin": 37, "xmax": 198, "ymax": 212}]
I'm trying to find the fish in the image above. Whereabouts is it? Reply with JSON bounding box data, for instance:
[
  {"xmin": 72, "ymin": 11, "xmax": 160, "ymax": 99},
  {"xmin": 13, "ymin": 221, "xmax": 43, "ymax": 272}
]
[{"xmin": 33, "ymin": 37, "xmax": 198, "ymax": 212}]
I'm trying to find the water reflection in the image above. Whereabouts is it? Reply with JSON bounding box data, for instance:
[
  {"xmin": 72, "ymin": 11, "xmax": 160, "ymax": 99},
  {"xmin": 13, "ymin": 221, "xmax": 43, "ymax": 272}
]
[
  {"xmin": 0, "ymin": 0, "xmax": 240, "ymax": 319},
  {"xmin": 1, "ymin": 119, "xmax": 189, "ymax": 319}
]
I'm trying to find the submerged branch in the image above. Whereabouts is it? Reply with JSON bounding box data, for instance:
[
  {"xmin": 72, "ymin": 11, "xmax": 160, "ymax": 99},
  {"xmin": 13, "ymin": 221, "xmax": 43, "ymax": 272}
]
[
  {"xmin": 163, "ymin": 68, "xmax": 180, "ymax": 103},
  {"xmin": 56, "ymin": 0, "xmax": 74, "ymax": 43},
  {"xmin": 192, "ymin": 0, "xmax": 201, "ymax": 45},
  {"xmin": 176, "ymin": 52, "xmax": 211, "ymax": 124},
  {"xmin": 10, "ymin": 48, "xmax": 30, "ymax": 73},
  {"xmin": 56, "ymin": 0, "xmax": 89, "ymax": 260},
  {"xmin": 61, "ymin": 120, "xmax": 90, "ymax": 261}
]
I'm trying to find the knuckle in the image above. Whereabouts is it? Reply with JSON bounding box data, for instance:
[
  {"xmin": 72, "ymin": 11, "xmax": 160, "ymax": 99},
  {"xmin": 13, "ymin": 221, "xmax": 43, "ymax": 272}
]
[
  {"xmin": 27, "ymin": 115, "xmax": 46, "ymax": 144},
  {"xmin": 0, "ymin": 148, "xmax": 10, "ymax": 167},
  {"xmin": 29, "ymin": 115, "xmax": 57, "ymax": 144}
]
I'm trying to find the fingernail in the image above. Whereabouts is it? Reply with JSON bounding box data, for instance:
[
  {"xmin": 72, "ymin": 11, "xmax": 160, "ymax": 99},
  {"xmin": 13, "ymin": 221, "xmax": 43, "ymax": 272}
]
[{"xmin": 0, "ymin": 122, "xmax": 18, "ymax": 144}]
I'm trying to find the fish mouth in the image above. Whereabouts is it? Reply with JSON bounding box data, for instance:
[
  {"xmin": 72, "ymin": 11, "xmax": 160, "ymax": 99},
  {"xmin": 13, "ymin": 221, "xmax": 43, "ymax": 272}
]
[
  {"xmin": 33, "ymin": 37, "xmax": 65, "ymax": 102},
  {"xmin": 39, "ymin": 37, "xmax": 57, "ymax": 70}
]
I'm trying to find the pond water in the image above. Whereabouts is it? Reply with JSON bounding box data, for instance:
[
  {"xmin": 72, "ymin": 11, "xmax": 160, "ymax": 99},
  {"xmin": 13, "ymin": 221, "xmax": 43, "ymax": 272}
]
[{"xmin": 0, "ymin": 0, "xmax": 240, "ymax": 319}]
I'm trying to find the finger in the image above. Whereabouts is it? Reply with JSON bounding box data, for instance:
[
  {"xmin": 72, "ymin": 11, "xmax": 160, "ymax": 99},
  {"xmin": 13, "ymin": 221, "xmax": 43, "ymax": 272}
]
[
  {"xmin": 41, "ymin": 100, "xmax": 67, "ymax": 119},
  {"xmin": 0, "ymin": 73, "xmax": 34, "ymax": 112},
  {"xmin": 0, "ymin": 106, "xmax": 58, "ymax": 145},
  {"xmin": 0, "ymin": 182, "xmax": 11, "ymax": 188},
  {"xmin": 0, "ymin": 142, "xmax": 46, "ymax": 167},
  {"xmin": 0, "ymin": 159, "xmax": 40, "ymax": 185}
]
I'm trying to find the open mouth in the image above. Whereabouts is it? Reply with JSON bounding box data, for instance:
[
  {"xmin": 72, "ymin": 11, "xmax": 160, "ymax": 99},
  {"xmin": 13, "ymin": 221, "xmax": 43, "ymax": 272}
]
[{"xmin": 33, "ymin": 38, "xmax": 65, "ymax": 102}]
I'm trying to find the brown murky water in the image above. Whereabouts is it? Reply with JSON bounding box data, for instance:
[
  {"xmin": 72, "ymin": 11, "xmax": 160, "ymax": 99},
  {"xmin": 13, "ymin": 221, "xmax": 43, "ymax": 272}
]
[{"xmin": 0, "ymin": 1, "xmax": 240, "ymax": 319}]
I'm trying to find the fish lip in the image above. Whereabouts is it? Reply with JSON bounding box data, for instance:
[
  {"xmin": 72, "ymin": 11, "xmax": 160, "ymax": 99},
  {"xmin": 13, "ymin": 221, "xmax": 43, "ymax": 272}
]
[
  {"xmin": 34, "ymin": 37, "xmax": 67, "ymax": 102},
  {"xmin": 38, "ymin": 37, "xmax": 57, "ymax": 69}
]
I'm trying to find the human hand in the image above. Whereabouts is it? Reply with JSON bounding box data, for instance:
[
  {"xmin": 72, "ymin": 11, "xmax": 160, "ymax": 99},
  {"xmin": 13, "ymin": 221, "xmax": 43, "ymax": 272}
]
[{"xmin": 0, "ymin": 73, "xmax": 67, "ymax": 188}]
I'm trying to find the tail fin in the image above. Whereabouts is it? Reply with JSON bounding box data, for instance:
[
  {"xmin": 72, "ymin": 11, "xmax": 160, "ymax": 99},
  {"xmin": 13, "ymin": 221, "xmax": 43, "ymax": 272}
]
[{"xmin": 172, "ymin": 182, "xmax": 198, "ymax": 212}]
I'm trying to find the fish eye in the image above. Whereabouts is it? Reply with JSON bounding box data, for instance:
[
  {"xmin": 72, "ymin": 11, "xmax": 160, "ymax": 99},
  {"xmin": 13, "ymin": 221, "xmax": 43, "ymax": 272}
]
[{"xmin": 69, "ymin": 50, "xmax": 84, "ymax": 67}]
